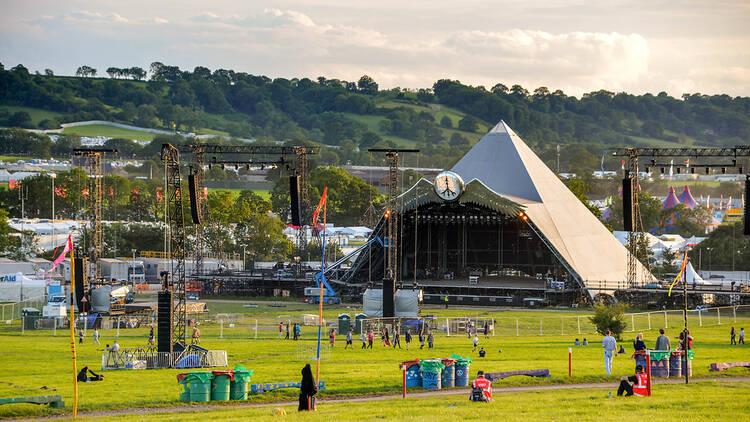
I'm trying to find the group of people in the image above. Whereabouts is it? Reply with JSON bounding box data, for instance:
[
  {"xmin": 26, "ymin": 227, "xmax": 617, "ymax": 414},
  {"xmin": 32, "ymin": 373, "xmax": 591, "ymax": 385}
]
[
  {"xmin": 730, "ymin": 327, "xmax": 745, "ymax": 345},
  {"xmin": 465, "ymin": 322, "xmax": 491, "ymax": 339},
  {"xmin": 601, "ymin": 328, "xmax": 694, "ymax": 376},
  {"xmin": 78, "ymin": 328, "xmax": 101, "ymax": 345},
  {"xmin": 573, "ymin": 338, "xmax": 589, "ymax": 346},
  {"xmin": 278, "ymin": 322, "xmax": 304, "ymax": 340}
]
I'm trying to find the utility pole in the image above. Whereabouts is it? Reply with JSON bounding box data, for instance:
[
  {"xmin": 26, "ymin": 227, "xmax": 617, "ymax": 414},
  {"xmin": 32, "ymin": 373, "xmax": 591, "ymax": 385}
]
[
  {"xmin": 556, "ymin": 144, "xmax": 561, "ymax": 174},
  {"xmin": 51, "ymin": 173, "xmax": 56, "ymax": 247}
]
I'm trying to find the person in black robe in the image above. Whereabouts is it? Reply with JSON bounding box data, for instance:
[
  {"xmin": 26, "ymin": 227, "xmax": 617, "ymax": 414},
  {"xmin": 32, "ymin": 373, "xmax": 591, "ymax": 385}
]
[
  {"xmin": 298, "ymin": 363, "xmax": 317, "ymax": 411},
  {"xmin": 77, "ymin": 366, "xmax": 103, "ymax": 382}
]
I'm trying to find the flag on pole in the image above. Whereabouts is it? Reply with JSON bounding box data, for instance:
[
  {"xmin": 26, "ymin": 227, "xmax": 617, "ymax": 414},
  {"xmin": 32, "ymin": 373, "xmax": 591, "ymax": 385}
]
[
  {"xmin": 668, "ymin": 251, "xmax": 688, "ymax": 297},
  {"xmin": 44, "ymin": 235, "xmax": 73, "ymax": 277},
  {"xmin": 312, "ymin": 186, "xmax": 328, "ymax": 228},
  {"xmin": 669, "ymin": 160, "xmax": 674, "ymax": 178}
]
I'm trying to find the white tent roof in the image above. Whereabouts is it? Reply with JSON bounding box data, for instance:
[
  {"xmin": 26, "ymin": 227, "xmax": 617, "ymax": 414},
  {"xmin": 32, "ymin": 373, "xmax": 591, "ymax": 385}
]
[
  {"xmin": 685, "ymin": 262, "xmax": 708, "ymax": 285},
  {"xmin": 451, "ymin": 121, "xmax": 655, "ymax": 294}
]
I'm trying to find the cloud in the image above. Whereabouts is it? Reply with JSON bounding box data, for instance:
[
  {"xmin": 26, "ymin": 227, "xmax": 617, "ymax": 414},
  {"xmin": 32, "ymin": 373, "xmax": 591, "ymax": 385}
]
[{"xmin": 66, "ymin": 10, "xmax": 129, "ymax": 24}]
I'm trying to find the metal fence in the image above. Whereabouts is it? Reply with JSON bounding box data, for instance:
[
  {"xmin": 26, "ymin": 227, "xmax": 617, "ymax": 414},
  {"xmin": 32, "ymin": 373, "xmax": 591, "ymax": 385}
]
[
  {"xmin": 4, "ymin": 305, "xmax": 749, "ymax": 340},
  {"xmin": 101, "ymin": 347, "xmax": 227, "ymax": 370},
  {"xmin": 0, "ymin": 296, "xmax": 47, "ymax": 321}
]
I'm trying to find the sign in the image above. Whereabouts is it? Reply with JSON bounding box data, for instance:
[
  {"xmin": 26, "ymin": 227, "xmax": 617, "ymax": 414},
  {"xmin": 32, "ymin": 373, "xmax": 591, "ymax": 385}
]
[{"xmin": 1, "ymin": 274, "xmax": 17, "ymax": 282}]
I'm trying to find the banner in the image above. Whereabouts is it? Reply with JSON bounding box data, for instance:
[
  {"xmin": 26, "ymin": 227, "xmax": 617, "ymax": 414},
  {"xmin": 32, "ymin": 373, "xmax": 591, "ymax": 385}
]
[{"xmin": 44, "ymin": 235, "xmax": 73, "ymax": 278}]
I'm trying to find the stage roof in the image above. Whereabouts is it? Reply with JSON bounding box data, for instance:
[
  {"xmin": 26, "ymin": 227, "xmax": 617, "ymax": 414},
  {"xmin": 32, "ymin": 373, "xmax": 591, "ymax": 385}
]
[{"xmin": 451, "ymin": 121, "xmax": 655, "ymax": 294}]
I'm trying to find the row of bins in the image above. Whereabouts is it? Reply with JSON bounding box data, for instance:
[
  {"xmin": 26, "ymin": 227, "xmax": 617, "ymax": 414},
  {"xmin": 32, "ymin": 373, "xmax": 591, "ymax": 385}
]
[
  {"xmin": 178, "ymin": 366, "xmax": 253, "ymax": 402},
  {"xmin": 402, "ymin": 354, "xmax": 472, "ymax": 390},
  {"xmin": 634, "ymin": 350, "xmax": 694, "ymax": 378}
]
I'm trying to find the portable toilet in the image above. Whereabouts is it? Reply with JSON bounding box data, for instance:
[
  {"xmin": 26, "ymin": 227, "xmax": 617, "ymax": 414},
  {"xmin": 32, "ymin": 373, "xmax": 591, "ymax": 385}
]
[
  {"xmin": 338, "ymin": 314, "xmax": 351, "ymax": 334},
  {"xmin": 354, "ymin": 313, "xmax": 367, "ymax": 334}
]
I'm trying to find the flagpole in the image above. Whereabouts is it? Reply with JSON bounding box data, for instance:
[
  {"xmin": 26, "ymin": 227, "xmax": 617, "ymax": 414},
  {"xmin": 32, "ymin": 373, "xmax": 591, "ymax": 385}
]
[
  {"xmin": 682, "ymin": 250, "xmax": 689, "ymax": 384},
  {"xmin": 316, "ymin": 187, "xmax": 327, "ymax": 387},
  {"xmin": 68, "ymin": 239, "xmax": 78, "ymax": 419}
]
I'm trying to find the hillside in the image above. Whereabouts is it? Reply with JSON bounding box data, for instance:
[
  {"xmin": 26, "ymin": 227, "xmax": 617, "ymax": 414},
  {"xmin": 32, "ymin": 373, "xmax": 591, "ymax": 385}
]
[{"xmin": 1, "ymin": 62, "xmax": 749, "ymax": 171}]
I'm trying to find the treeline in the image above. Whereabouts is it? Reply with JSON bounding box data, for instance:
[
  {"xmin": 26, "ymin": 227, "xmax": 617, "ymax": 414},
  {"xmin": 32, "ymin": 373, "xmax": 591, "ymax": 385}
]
[{"xmin": 2, "ymin": 61, "xmax": 750, "ymax": 172}]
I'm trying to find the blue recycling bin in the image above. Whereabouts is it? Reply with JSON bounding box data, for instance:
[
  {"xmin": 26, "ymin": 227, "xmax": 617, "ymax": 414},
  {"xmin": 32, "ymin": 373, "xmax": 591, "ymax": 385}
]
[
  {"xmin": 453, "ymin": 357, "xmax": 471, "ymax": 387},
  {"xmin": 402, "ymin": 360, "xmax": 422, "ymax": 388},
  {"xmin": 420, "ymin": 360, "xmax": 444, "ymax": 390},
  {"xmin": 440, "ymin": 359, "xmax": 456, "ymax": 388}
]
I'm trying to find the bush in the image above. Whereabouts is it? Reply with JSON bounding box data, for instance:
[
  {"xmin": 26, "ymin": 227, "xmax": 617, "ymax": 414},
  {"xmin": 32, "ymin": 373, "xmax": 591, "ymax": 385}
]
[{"xmin": 588, "ymin": 303, "xmax": 628, "ymax": 340}]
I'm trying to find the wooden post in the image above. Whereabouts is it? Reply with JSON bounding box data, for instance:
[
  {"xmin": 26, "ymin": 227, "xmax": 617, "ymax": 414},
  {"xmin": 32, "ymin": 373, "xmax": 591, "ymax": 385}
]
[{"xmin": 577, "ymin": 316, "xmax": 581, "ymax": 334}]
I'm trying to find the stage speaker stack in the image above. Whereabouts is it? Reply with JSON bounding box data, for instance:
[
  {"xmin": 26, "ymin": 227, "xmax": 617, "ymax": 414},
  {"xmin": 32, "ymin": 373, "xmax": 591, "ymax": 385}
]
[
  {"xmin": 622, "ymin": 174, "xmax": 635, "ymax": 232},
  {"xmin": 157, "ymin": 291, "xmax": 173, "ymax": 353},
  {"xmin": 744, "ymin": 176, "xmax": 750, "ymax": 236},
  {"xmin": 74, "ymin": 257, "xmax": 85, "ymax": 312},
  {"xmin": 188, "ymin": 174, "xmax": 201, "ymax": 225},
  {"xmin": 289, "ymin": 175, "xmax": 302, "ymax": 227},
  {"xmin": 383, "ymin": 278, "xmax": 395, "ymax": 317}
]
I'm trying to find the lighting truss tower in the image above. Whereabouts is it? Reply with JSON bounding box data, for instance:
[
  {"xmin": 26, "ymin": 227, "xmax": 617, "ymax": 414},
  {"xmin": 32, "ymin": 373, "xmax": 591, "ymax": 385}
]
[
  {"xmin": 613, "ymin": 145, "xmax": 750, "ymax": 287},
  {"xmin": 73, "ymin": 148, "xmax": 117, "ymax": 280},
  {"xmin": 161, "ymin": 144, "xmax": 187, "ymax": 349},
  {"xmin": 186, "ymin": 144, "xmax": 207, "ymax": 276},
  {"xmin": 368, "ymin": 148, "xmax": 419, "ymax": 288}
]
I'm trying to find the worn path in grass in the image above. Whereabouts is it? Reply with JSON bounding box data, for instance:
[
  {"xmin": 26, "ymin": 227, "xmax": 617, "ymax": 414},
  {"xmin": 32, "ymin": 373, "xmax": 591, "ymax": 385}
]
[{"xmin": 16, "ymin": 377, "xmax": 750, "ymax": 421}]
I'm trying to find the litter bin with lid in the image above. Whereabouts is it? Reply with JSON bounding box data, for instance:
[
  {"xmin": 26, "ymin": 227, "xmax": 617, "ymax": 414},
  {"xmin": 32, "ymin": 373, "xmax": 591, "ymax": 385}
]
[
  {"xmin": 401, "ymin": 359, "xmax": 421, "ymax": 387},
  {"xmin": 419, "ymin": 359, "xmax": 445, "ymax": 390},
  {"xmin": 440, "ymin": 359, "xmax": 457, "ymax": 388},
  {"xmin": 177, "ymin": 373, "xmax": 191, "ymax": 402},
  {"xmin": 182, "ymin": 372, "xmax": 214, "ymax": 402},
  {"xmin": 230, "ymin": 366, "xmax": 254, "ymax": 400},
  {"xmin": 451, "ymin": 354, "xmax": 472, "ymax": 387},
  {"xmin": 211, "ymin": 370, "xmax": 234, "ymax": 401}
]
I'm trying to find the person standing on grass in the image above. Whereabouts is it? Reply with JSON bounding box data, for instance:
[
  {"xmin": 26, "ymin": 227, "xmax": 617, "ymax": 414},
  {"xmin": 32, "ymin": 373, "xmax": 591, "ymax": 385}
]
[
  {"xmin": 285, "ymin": 323, "xmax": 290, "ymax": 340},
  {"xmin": 279, "ymin": 322, "xmax": 284, "ymax": 339},
  {"xmin": 419, "ymin": 330, "xmax": 425, "ymax": 349},
  {"xmin": 427, "ymin": 331, "xmax": 434, "ymax": 349},
  {"xmin": 345, "ymin": 329, "xmax": 353, "ymax": 349},
  {"xmin": 483, "ymin": 322, "xmax": 489, "ymax": 339},
  {"xmin": 738, "ymin": 328, "xmax": 745, "ymax": 345},
  {"xmin": 393, "ymin": 329, "xmax": 401, "ymax": 349},
  {"xmin": 633, "ymin": 333, "xmax": 646, "ymax": 351},
  {"xmin": 385, "ymin": 328, "xmax": 391, "ymax": 347},
  {"xmin": 466, "ymin": 323, "xmax": 472, "ymax": 339},
  {"xmin": 367, "ymin": 330, "xmax": 374, "ymax": 349},
  {"xmin": 405, "ymin": 328, "xmax": 412, "ymax": 350},
  {"xmin": 602, "ymin": 330, "xmax": 618, "ymax": 376},
  {"xmin": 93, "ymin": 328, "xmax": 100, "ymax": 345},
  {"xmin": 148, "ymin": 326, "xmax": 155, "ymax": 345},
  {"xmin": 78, "ymin": 329, "xmax": 85, "ymax": 344},
  {"xmin": 329, "ymin": 328, "xmax": 336, "ymax": 347},
  {"xmin": 192, "ymin": 325, "xmax": 201, "ymax": 344},
  {"xmin": 731, "ymin": 327, "xmax": 737, "ymax": 345},
  {"xmin": 361, "ymin": 329, "xmax": 367, "ymax": 349},
  {"xmin": 654, "ymin": 329, "xmax": 670, "ymax": 350},
  {"xmin": 445, "ymin": 295, "xmax": 449, "ymax": 309},
  {"xmin": 472, "ymin": 333, "xmax": 479, "ymax": 352}
]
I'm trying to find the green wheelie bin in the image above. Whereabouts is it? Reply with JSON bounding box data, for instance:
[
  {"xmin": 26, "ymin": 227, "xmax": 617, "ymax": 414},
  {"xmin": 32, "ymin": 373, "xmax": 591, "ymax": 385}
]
[
  {"xmin": 230, "ymin": 366, "xmax": 254, "ymax": 400},
  {"xmin": 185, "ymin": 372, "xmax": 214, "ymax": 402},
  {"xmin": 211, "ymin": 370, "xmax": 233, "ymax": 401}
]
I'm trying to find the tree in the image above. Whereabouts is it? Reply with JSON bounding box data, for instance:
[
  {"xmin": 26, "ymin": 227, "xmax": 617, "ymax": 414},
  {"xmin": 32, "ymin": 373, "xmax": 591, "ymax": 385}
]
[
  {"xmin": 7, "ymin": 111, "xmax": 32, "ymax": 128},
  {"xmin": 129, "ymin": 67, "xmax": 147, "ymax": 81},
  {"xmin": 44, "ymin": 69, "xmax": 54, "ymax": 76},
  {"xmin": 359, "ymin": 131, "xmax": 382, "ymax": 149},
  {"xmin": 106, "ymin": 67, "xmax": 121, "ymax": 78},
  {"xmin": 458, "ymin": 115, "xmax": 479, "ymax": 132},
  {"xmin": 589, "ymin": 303, "xmax": 628, "ymax": 340},
  {"xmin": 75, "ymin": 65, "xmax": 96, "ymax": 77},
  {"xmin": 357, "ymin": 75, "xmax": 378, "ymax": 95},
  {"xmin": 0, "ymin": 209, "xmax": 16, "ymax": 254},
  {"xmin": 449, "ymin": 132, "xmax": 469, "ymax": 147},
  {"xmin": 440, "ymin": 116, "xmax": 453, "ymax": 128}
]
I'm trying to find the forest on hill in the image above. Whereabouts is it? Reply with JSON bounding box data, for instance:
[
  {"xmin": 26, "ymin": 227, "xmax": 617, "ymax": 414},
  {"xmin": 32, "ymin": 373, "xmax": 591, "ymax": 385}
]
[{"xmin": 1, "ymin": 61, "xmax": 750, "ymax": 171}]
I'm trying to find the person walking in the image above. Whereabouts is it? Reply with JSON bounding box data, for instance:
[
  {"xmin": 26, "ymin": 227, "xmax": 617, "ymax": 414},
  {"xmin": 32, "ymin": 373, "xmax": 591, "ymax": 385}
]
[
  {"xmin": 384, "ymin": 328, "xmax": 391, "ymax": 347},
  {"xmin": 367, "ymin": 330, "xmax": 374, "ymax": 349},
  {"xmin": 483, "ymin": 322, "xmax": 489, "ymax": 339},
  {"xmin": 731, "ymin": 327, "xmax": 737, "ymax": 345},
  {"xmin": 739, "ymin": 328, "xmax": 745, "ymax": 345},
  {"xmin": 472, "ymin": 333, "xmax": 479, "ymax": 352},
  {"xmin": 427, "ymin": 331, "xmax": 434, "ymax": 349},
  {"xmin": 148, "ymin": 326, "xmax": 155, "ymax": 345},
  {"xmin": 466, "ymin": 323, "xmax": 472, "ymax": 339},
  {"xmin": 444, "ymin": 295, "xmax": 449, "ymax": 309},
  {"xmin": 329, "ymin": 329, "xmax": 336, "ymax": 347},
  {"xmin": 192, "ymin": 325, "xmax": 201, "ymax": 345},
  {"xmin": 344, "ymin": 329, "xmax": 352, "ymax": 349},
  {"xmin": 78, "ymin": 329, "xmax": 85, "ymax": 344},
  {"xmin": 393, "ymin": 329, "xmax": 401, "ymax": 349},
  {"xmin": 419, "ymin": 330, "xmax": 425, "ymax": 349},
  {"xmin": 279, "ymin": 322, "xmax": 284, "ymax": 340},
  {"xmin": 602, "ymin": 330, "xmax": 618, "ymax": 376},
  {"xmin": 297, "ymin": 324, "xmax": 302, "ymax": 340},
  {"xmin": 93, "ymin": 328, "xmax": 101, "ymax": 345},
  {"xmin": 360, "ymin": 330, "xmax": 367, "ymax": 349},
  {"xmin": 405, "ymin": 328, "xmax": 412, "ymax": 350},
  {"xmin": 654, "ymin": 329, "xmax": 670, "ymax": 350},
  {"xmin": 285, "ymin": 323, "xmax": 290, "ymax": 340}
]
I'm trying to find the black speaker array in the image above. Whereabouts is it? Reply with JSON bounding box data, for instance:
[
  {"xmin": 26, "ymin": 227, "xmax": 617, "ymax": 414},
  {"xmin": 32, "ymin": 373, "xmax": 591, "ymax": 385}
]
[
  {"xmin": 157, "ymin": 291, "xmax": 173, "ymax": 353},
  {"xmin": 622, "ymin": 175, "xmax": 635, "ymax": 232},
  {"xmin": 188, "ymin": 174, "xmax": 201, "ymax": 225},
  {"xmin": 289, "ymin": 175, "xmax": 302, "ymax": 227},
  {"xmin": 383, "ymin": 278, "xmax": 395, "ymax": 318},
  {"xmin": 74, "ymin": 257, "xmax": 85, "ymax": 312},
  {"xmin": 744, "ymin": 177, "xmax": 750, "ymax": 236}
]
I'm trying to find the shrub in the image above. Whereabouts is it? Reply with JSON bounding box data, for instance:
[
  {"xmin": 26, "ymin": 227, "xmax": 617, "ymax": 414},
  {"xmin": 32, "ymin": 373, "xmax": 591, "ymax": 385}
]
[{"xmin": 589, "ymin": 303, "xmax": 628, "ymax": 340}]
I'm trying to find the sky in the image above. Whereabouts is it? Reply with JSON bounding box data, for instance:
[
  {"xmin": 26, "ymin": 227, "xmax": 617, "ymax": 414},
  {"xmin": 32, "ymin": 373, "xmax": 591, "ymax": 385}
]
[{"xmin": 1, "ymin": 0, "xmax": 749, "ymax": 97}]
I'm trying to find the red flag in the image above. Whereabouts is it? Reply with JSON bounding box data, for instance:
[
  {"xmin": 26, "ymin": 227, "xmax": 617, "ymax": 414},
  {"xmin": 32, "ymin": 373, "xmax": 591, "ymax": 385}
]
[
  {"xmin": 156, "ymin": 186, "xmax": 163, "ymax": 203},
  {"xmin": 312, "ymin": 186, "xmax": 327, "ymax": 227},
  {"xmin": 8, "ymin": 180, "xmax": 18, "ymax": 190}
]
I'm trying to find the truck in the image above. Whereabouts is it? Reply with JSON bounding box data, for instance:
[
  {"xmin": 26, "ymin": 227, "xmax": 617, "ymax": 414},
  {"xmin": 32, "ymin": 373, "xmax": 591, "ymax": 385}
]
[{"xmin": 100, "ymin": 258, "xmax": 145, "ymax": 286}]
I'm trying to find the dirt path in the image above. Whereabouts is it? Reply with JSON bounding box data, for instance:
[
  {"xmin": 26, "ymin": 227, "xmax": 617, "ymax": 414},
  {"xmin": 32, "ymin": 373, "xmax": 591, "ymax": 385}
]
[{"xmin": 16, "ymin": 376, "xmax": 750, "ymax": 421}]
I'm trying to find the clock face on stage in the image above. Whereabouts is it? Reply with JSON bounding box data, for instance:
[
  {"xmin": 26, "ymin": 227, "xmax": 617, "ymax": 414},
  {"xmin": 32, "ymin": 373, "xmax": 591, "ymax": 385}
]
[{"xmin": 434, "ymin": 171, "xmax": 464, "ymax": 201}]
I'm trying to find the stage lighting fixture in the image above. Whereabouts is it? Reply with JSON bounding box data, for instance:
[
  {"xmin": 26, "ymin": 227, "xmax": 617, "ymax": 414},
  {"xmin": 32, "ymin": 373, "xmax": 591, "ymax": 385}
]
[{"xmin": 705, "ymin": 167, "xmax": 710, "ymax": 175}]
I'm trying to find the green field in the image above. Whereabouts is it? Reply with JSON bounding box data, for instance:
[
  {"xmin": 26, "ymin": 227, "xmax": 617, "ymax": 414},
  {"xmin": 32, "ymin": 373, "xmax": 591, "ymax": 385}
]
[
  {"xmin": 0, "ymin": 104, "xmax": 65, "ymax": 127},
  {"xmin": 1, "ymin": 302, "xmax": 748, "ymax": 418},
  {"xmin": 62, "ymin": 124, "xmax": 160, "ymax": 142}
]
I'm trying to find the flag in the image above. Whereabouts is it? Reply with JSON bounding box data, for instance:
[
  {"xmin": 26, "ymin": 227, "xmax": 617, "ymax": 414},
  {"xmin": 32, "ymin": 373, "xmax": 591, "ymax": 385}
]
[
  {"xmin": 156, "ymin": 186, "xmax": 163, "ymax": 203},
  {"xmin": 55, "ymin": 186, "xmax": 67, "ymax": 198},
  {"xmin": 685, "ymin": 158, "xmax": 690, "ymax": 168},
  {"xmin": 44, "ymin": 236, "xmax": 73, "ymax": 277},
  {"xmin": 8, "ymin": 179, "xmax": 18, "ymax": 190},
  {"xmin": 668, "ymin": 251, "xmax": 688, "ymax": 297},
  {"xmin": 312, "ymin": 186, "xmax": 328, "ymax": 228},
  {"xmin": 82, "ymin": 188, "xmax": 89, "ymax": 199}
]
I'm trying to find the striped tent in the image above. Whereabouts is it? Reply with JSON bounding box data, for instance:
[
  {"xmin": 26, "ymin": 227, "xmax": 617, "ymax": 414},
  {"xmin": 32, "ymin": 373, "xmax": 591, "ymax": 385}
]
[
  {"xmin": 677, "ymin": 185, "xmax": 697, "ymax": 209},
  {"xmin": 662, "ymin": 186, "xmax": 680, "ymax": 209},
  {"xmin": 600, "ymin": 207, "xmax": 613, "ymax": 221}
]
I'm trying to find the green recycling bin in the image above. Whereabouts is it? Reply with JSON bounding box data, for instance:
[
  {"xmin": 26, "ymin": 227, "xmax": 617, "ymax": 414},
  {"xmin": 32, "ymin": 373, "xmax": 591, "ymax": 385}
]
[
  {"xmin": 185, "ymin": 372, "xmax": 214, "ymax": 402},
  {"xmin": 230, "ymin": 366, "xmax": 254, "ymax": 400},
  {"xmin": 211, "ymin": 370, "xmax": 233, "ymax": 401},
  {"xmin": 177, "ymin": 373, "xmax": 191, "ymax": 402}
]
